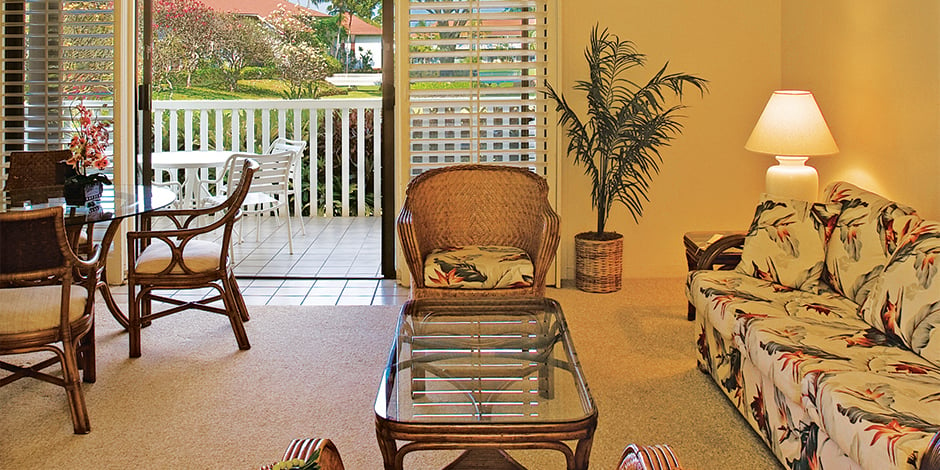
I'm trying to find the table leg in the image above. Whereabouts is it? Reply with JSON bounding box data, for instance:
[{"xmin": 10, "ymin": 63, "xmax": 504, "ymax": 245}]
[
  {"xmin": 684, "ymin": 246, "xmax": 697, "ymax": 321},
  {"xmin": 375, "ymin": 424, "xmax": 399, "ymax": 470},
  {"xmin": 572, "ymin": 436, "xmax": 594, "ymax": 470},
  {"xmin": 94, "ymin": 217, "xmax": 131, "ymax": 329}
]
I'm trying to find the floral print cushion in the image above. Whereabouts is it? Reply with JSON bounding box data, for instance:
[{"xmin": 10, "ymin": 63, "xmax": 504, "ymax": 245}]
[
  {"xmin": 859, "ymin": 220, "xmax": 940, "ymax": 363},
  {"xmin": 686, "ymin": 270, "xmax": 860, "ymax": 340},
  {"xmin": 735, "ymin": 194, "xmax": 842, "ymax": 293},
  {"xmin": 742, "ymin": 314, "xmax": 935, "ymax": 405},
  {"xmin": 811, "ymin": 371, "xmax": 940, "ymax": 470},
  {"xmin": 423, "ymin": 245, "xmax": 533, "ymax": 289},
  {"xmin": 823, "ymin": 181, "xmax": 921, "ymax": 304}
]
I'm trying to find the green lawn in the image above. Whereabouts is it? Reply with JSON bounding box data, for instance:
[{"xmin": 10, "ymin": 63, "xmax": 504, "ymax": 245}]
[{"xmin": 154, "ymin": 80, "xmax": 381, "ymax": 100}]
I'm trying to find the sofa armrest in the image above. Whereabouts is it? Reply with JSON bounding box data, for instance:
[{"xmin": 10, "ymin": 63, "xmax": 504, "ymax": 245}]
[{"xmin": 696, "ymin": 233, "xmax": 745, "ymax": 270}]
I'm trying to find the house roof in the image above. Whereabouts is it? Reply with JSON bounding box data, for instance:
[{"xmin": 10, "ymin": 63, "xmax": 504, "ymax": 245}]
[
  {"xmin": 340, "ymin": 12, "xmax": 382, "ymax": 36},
  {"xmin": 198, "ymin": 0, "xmax": 328, "ymax": 19}
]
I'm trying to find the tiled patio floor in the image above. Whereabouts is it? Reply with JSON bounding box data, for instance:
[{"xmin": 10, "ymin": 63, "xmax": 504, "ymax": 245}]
[
  {"xmin": 211, "ymin": 215, "xmax": 383, "ymax": 278},
  {"xmin": 142, "ymin": 215, "xmax": 404, "ymax": 306}
]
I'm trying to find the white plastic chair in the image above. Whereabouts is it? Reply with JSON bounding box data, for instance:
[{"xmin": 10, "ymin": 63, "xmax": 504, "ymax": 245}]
[
  {"xmin": 264, "ymin": 138, "xmax": 308, "ymax": 236},
  {"xmin": 203, "ymin": 151, "xmax": 299, "ymax": 254}
]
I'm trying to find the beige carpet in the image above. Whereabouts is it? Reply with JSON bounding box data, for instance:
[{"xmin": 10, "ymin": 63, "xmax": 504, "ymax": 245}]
[{"xmin": 0, "ymin": 279, "xmax": 781, "ymax": 469}]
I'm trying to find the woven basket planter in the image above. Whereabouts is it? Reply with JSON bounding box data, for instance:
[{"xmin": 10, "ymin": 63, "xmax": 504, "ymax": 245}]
[{"xmin": 574, "ymin": 231, "xmax": 623, "ymax": 293}]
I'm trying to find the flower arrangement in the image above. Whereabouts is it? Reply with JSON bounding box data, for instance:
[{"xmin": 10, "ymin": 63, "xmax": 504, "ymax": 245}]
[{"xmin": 65, "ymin": 101, "xmax": 112, "ymax": 185}]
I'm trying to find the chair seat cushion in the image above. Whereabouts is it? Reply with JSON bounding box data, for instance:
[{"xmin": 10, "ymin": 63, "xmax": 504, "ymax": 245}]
[
  {"xmin": 136, "ymin": 239, "xmax": 222, "ymax": 274},
  {"xmin": 0, "ymin": 285, "xmax": 87, "ymax": 334},
  {"xmin": 423, "ymin": 245, "xmax": 534, "ymax": 289}
]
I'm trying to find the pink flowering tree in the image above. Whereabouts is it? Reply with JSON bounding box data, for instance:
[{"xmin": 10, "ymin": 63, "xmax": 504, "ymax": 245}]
[{"xmin": 153, "ymin": 0, "xmax": 215, "ymax": 89}]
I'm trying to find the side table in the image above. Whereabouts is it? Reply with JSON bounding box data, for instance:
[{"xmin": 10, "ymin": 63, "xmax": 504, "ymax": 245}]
[{"xmin": 683, "ymin": 231, "xmax": 744, "ymax": 321}]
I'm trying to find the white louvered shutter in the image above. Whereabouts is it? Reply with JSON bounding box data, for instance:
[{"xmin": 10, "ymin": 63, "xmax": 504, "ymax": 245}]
[
  {"xmin": 402, "ymin": 0, "xmax": 558, "ymax": 180},
  {"xmin": 1, "ymin": 0, "xmax": 114, "ymax": 154}
]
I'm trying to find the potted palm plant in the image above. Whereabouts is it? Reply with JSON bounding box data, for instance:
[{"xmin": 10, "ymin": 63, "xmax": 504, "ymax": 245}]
[{"xmin": 546, "ymin": 25, "xmax": 708, "ymax": 292}]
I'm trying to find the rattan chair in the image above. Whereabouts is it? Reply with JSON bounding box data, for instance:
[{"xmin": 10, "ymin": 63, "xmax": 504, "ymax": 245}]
[
  {"xmin": 259, "ymin": 438, "xmax": 345, "ymax": 470},
  {"xmin": 619, "ymin": 444, "xmax": 684, "ymax": 470},
  {"xmin": 0, "ymin": 206, "xmax": 100, "ymax": 434},
  {"xmin": 398, "ymin": 164, "xmax": 560, "ymax": 300},
  {"xmin": 2, "ymin": 150, "xmax": 95, "ymax": 253},
  {"xmin": 265, "ymin": 138, "xmax": 308, "ymax": 236},
  {"xmin": 125, "ymin": 159, "xmax": 259, "ymax": 358}
]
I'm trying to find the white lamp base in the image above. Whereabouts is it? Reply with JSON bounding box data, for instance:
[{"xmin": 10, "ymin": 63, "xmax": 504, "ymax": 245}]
[{"xmin": 765, "ymin": 156, "xmax": 819, "ymax": 202}]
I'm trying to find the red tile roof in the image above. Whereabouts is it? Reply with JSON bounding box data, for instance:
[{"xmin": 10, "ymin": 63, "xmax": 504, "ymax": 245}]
[{"xmin": 340, "ymin": 12, "xmax": 382, "ymax": 36}]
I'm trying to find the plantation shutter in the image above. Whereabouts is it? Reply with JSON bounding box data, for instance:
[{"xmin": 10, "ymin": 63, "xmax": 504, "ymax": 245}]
[
  {"xmin": 402, "ymin": 0, "xmax": 557, "ymax": 179},
  {"xmin": 1, "ymin": 0, "xmax": 114, "ymax": 155}
]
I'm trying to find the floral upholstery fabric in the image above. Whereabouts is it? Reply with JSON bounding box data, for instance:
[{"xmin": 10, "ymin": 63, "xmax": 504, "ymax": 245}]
[
  {"xmin": 823, "ymin": 181, "xmax": 920, "ymax": 304},
  {"xmin": 859, "ymin": 220, "xmax": 940, "ymax": 362},
  {"xmin": 687, "ymin": 182, "xmax": 940, "ymax": 470},
  {"xmin": 423, "ymin": 245, "xmax": 533, "ymax": 289},
  {"xmin": 735, "ymin": 194, "xmax": 841, "ymax": 293},
  {"xmin": 811, "ymin": 371, "xmax": 940, "ymax": 470}
]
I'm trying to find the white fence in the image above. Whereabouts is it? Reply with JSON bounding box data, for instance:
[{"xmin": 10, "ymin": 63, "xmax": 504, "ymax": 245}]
[{"xmin": 150, "ymin": 98, "xmax": 382, "ymax": 217}]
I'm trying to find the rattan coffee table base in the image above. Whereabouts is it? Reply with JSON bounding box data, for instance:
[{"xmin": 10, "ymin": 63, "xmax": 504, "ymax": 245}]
[{"xmin": 443, "ymin": 449, "xmax": 526, "ymax": 469}]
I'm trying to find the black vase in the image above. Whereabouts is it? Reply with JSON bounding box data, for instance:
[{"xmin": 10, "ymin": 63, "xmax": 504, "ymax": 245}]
[{"xmin": 64, "ymin": 180, "xmax": 103, "ymax": 206}]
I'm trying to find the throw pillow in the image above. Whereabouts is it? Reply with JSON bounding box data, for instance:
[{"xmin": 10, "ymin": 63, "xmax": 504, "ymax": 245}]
[
  {"xmin": 735, "ymin": 194, "xmax": 841, "ymax": 293},
  {"xmin": 858, "ymin": 220, "xmax": 940, "ymax": 363},
  {"xmin": 424, "ymin": 245, "xmax": 534, "ymax": 289},
  {"xmin": 822, "ymin": 181, "xmax": 920, "ymax": 304}
]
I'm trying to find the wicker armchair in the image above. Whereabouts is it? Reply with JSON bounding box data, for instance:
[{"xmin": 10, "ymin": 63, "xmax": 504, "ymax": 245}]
[
  {"xmin": 125, "ymin": 159, "xmax": 258, "ymax": 358},
  {"xmin": 260, "ymin": 438, "xmax": 345, "ymax": 470},
  {"xmin": 397, "ymin": 164, "xmax": 560, "ymax": 300},
  {"xmin": 0, "ymin": 206, "xmax": 100, "ymax": 433},
  {"xmin": 619, "ymin": 444, "xmax": 684, "ymax": 470}
]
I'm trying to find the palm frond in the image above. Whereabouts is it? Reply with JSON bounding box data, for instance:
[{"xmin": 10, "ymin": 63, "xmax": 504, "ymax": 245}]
[{"xmin": 544, "ymin": 24, "xmax": 709, "ymax": 233}]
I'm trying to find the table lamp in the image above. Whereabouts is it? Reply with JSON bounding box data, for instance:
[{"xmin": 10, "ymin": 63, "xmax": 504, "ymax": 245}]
[{"xmin": 745, "ymin": 90, "xmax": 838, "ymax": 201}]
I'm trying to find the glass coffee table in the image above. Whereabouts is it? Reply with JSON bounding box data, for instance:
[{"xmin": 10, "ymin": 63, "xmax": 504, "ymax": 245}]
[{"xmin": 374, "ymin": 298, "xmax": 597, "ymax": 470}]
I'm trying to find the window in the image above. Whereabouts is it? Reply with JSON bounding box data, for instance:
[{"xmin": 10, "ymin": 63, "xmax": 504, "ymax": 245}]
[
  {"xmin": 1, "ymin": 0, "xmax": 114, "ymax": 154},
  {"xmin": 401, "ymin": 0, "xmax": 557, "ymax": 178}
]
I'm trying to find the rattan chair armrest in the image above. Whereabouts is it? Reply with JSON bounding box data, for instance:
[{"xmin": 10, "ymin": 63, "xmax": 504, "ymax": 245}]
[
  {"xmin": 696, "ymin": 233, "xmax": 745, "ymax": 270},
  {"xmin": 126, "ymin": 218, "xmax": 229, "ymax": 244},
  {"xmin": 396, "ymin": 206, "xmax": 426, "ymax": 287},
  {"xmin": 531, "ymin": 205, "xmax": 561, "ymax": 286}
]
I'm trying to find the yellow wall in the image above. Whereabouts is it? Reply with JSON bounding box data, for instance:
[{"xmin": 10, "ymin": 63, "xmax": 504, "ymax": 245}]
[
  {"xmin": 558, "ymin": 0, "xmax": 782, "ymax": 279},
  {"xmin": 782, "ymin": 0, "xmax": 940, "ymax": 219},
  {"xmin": 558, "ymin": 1, "xmax": 940, "ymax": 280}
]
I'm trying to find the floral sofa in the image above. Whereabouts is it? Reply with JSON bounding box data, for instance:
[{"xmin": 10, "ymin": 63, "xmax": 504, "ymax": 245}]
[{"xmin": 686, "ymin": 181, "xmax": 940, "ymax": 470}]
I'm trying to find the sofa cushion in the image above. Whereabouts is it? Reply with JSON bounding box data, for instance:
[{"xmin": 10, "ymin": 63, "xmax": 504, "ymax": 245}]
[
  {"xmin": 741, "ymin": 314, "xmax": 934, "ymax": 405},
  {"xmin": 823, "ymin": 181, "xmax": 920, "ymax": 304},
  {"xmin": 687, "ymin": 270, "xmax": 861, "ymax": 341},
  {"xmin": 423, "ymin": 245, "xmax": 533, "ymax": 289},
  {"xmin": 735, "ymin": 194, "xmax": 841, "ymax": 293},
  {"xmin": 810, "ymin": 371, "xmax": 940, "ymax": 470},
  {"xmin": 859, "ymin": 220, "xmax": 940, "ymax": 364}
]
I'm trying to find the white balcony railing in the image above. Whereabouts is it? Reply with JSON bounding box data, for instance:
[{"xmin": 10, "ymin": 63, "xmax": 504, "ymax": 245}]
[{"xmin": 151, "ymin": 98, "xmax": 382, "ymax": 217}]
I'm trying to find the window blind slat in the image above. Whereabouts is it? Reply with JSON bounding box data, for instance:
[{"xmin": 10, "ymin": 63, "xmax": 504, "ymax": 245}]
[
  {"xmin": 2, "ymin": 0, "xmax": 114, "ymax": 153},
  {"xmin": 406, "ymin": 0, "xmax": 552, "ymax": 175}
]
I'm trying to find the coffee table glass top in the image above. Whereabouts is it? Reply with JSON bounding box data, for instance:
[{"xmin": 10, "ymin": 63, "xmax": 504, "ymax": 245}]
[{"xmin": 376, "ymin": 298, "xmax": 595, "ymax": 425}]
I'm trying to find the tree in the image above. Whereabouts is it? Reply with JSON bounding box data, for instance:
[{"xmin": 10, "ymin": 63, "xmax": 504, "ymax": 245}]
[
  {"xmin": 267, "ymin": 6, "xmax": 340, "ymax": 98},
  {"xmin": 211, "ymin": 14, "xmax": 274, "ymax": 92},
  {"xmin": 275, "ymin": 42, "xmax": 337, "ymax": 99},
  {"xmin": 153, "ymin": 0, "xmax": 215, "ymax": 88}
]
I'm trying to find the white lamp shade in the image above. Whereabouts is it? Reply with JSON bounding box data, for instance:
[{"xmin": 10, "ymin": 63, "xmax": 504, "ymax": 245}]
[{"xmin": 745, "ymin": 90, "xmax": 839, "ymax": 156}]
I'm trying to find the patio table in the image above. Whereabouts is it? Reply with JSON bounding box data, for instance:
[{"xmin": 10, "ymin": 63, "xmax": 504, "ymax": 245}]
[{"xmin": 150, "ymin": 150, "xmax": 234, "ymax": 208}]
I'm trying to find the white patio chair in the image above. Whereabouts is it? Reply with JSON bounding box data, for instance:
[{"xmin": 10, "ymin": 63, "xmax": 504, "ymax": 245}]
[
  {"xmin": 264, "ymin": 138, "xmax": 308, "ymax": 236},
  {"xmin": 203, "ymin": 151, "xmax": 299, "ymax": 254}
]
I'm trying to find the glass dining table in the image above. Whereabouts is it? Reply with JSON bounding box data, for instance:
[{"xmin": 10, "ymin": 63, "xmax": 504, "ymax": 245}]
[{"xmin": 2, "ymin": 184, "xmax": 177, "ymax": 327}]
